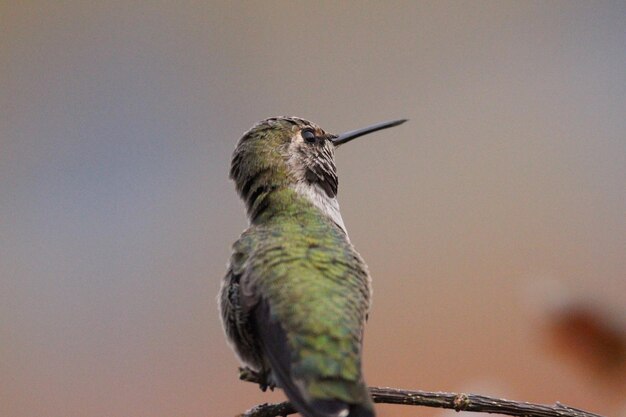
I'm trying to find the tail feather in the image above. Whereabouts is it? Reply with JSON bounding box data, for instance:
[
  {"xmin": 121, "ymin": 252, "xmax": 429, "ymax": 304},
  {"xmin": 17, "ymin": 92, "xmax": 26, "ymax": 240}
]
[
  {"xmin": 311, "ymin": 399, "xmax": 374, "ymax": 417},
  {"xmin": 348, "ymin": 404, "xmax": 375, "ymax": 417},
  {"xmin": 310, "ymin": 399, "xmax": 349, "ymax": 417},
  {"xmin": 253, "ymin": 300, "xmax": 375, "ymax": 417}
]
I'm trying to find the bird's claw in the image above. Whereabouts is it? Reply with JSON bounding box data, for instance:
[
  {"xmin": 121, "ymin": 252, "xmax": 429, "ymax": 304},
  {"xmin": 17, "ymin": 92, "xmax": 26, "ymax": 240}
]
[{"xmin": 238, "ymin": 367, "xmax": 276, "ymax": 391}]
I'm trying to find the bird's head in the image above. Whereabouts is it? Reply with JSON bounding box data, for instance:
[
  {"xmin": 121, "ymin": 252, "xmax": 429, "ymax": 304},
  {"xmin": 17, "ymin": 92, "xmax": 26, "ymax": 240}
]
[{"xmin": 230, "ymin": 116, "xmax": 406, "ymax": 223}]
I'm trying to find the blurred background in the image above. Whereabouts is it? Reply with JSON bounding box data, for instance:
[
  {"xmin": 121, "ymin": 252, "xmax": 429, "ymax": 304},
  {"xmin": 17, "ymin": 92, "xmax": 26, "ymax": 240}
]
[{"xmin": 2, "ymin": 2, "xmax": 625, "ymax": 417}]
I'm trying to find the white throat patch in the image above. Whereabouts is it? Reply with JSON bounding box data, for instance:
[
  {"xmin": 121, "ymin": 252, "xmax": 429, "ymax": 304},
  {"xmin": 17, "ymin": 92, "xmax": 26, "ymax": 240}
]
[{"xmin": 291, "ymin": 182, "xmax": 348, "ymax": 235}]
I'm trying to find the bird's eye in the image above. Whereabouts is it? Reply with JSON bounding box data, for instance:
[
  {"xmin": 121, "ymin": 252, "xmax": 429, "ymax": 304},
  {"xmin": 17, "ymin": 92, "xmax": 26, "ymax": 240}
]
[{"xmin": 301, "ymin": 129, "xmax": 316, "ymax": 143}]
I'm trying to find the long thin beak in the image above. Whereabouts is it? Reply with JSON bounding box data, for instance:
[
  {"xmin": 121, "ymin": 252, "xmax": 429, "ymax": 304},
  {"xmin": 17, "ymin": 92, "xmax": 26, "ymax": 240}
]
[{"xmin": 331, "ymin": 119, "xmax": 408, "ymax": 146}]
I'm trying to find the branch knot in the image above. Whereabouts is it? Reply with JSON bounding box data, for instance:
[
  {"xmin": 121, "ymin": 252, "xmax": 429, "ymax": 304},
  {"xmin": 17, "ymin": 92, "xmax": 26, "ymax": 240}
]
[{"xmin": 453, "ymin": 393, "xmax": 470, "ymax": 412}]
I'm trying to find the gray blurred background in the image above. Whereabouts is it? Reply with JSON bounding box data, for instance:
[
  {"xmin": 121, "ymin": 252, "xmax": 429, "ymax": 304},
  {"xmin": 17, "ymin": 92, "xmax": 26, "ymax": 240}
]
[{"xmin": 2, "ymin": 2, "xmax": 625, "ymax": 417}]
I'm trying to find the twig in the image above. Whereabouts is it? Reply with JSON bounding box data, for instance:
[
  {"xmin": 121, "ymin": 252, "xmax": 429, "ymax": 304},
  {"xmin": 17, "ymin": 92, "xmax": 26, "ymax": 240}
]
[{"xmin": 237, "ymin": 369, "xmax": 604, "ymax": 417}]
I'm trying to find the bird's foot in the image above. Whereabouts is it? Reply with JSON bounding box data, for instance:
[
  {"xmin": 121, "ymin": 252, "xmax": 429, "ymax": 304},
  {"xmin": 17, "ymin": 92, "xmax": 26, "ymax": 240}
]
[{"xmin": 238, "ymin": 367, "xmax": 276, "ymax": 392}]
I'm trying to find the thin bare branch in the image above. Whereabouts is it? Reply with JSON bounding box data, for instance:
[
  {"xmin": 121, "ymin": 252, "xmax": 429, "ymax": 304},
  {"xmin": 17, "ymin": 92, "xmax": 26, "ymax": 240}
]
[{"xmin": 237, "ymin": 369, "xmax": 604, "ymax": 417}]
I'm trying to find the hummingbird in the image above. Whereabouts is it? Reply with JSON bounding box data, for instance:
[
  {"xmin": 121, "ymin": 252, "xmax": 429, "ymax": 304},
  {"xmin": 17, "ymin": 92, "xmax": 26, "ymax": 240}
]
[{"xmin": 219, "ymin": 116, "xmax": 407, "ymax": 417}]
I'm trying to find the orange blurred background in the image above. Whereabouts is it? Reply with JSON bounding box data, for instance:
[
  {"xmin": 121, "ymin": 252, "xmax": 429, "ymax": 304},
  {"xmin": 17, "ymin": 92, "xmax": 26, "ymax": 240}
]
[{"xmin": 1, "ymin": 2, "xmax": 625, "ymax": 417}]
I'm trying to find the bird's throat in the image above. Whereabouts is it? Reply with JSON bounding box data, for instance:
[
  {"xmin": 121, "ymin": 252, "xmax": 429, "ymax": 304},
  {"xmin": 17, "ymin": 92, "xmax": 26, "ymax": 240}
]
[
  {"xmin": 291, "ymin": 182, "xmax": 347, "ymax": 234},
  {"xmin": 250, "ymin": 185, "xmax": 347, "ymax": 235}
]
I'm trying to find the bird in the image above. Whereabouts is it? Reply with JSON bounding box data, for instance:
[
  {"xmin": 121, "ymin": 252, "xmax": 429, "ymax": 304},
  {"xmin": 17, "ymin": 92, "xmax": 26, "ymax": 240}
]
[{"xmin": 219, "ymin": 116, "xmax": 407, "ymax": 417}]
